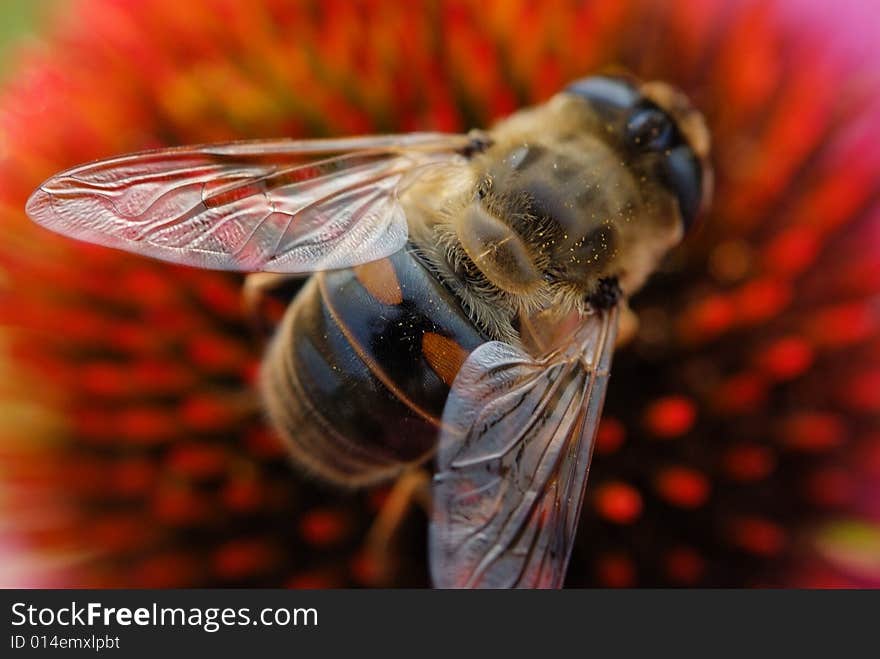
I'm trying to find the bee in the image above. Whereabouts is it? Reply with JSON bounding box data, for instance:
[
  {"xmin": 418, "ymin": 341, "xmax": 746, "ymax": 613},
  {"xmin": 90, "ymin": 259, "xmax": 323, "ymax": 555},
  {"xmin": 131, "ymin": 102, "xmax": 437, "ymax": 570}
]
[{"xmin": 26, "ymin": 75, "xmax": 711, "ymax": 588}]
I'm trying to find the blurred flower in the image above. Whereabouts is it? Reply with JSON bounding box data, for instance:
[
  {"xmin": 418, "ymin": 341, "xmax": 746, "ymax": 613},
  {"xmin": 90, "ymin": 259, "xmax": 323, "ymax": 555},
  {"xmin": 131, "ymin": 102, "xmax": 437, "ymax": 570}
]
[{"xmin": 0, "ymin": 0, "xmax": 877, "ymax": 587}]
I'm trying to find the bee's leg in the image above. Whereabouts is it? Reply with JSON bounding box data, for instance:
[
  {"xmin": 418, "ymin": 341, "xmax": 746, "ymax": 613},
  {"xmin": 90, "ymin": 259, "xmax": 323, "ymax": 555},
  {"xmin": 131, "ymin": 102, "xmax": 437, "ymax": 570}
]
[
  {"xmin": 242, "ymin": 273, "xmax": 306, "ymax": 340},
  {"xmin": 362, "ymin": 469, "xmax": 431, "ymax": 586}
]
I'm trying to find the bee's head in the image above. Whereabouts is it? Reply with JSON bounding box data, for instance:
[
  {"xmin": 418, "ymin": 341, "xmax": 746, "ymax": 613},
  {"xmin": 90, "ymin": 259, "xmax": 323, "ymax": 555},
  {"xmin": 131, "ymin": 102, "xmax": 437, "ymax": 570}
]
[
  {"xmin": 456, "ymin": 74, "xmax": 712, "ymax": 311},
  {"xmin": 565, "ymin": 75, "xmax": 712, "ymax": 233}
]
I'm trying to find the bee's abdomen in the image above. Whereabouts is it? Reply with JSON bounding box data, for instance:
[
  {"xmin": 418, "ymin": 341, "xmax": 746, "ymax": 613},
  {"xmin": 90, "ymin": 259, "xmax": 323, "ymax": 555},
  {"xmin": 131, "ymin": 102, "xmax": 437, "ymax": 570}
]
[{"xmin": 261, "ymin": 248, "xmax": 485, "ymax": 487}]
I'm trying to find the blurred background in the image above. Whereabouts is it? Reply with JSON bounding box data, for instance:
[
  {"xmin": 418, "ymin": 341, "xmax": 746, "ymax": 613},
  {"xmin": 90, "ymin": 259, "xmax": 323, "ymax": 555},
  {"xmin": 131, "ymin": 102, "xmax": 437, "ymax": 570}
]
[
  {"xmin": 0, "ymin": 2, "xmax": 55, "ymax": 75},
  {"xmin": 0, "ymin": 0, "xmax": 878, "ymax": 588}
]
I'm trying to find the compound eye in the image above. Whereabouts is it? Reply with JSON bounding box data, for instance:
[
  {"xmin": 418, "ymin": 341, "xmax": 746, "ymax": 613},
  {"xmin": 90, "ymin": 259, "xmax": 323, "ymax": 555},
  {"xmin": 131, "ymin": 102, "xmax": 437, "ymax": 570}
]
[
  {"xmin": 565, "ymin": 76, "xmax": 640, "ymax": 111},
  {"xmin": 663, "ymin": 145, "xmax": 703, "ymax": 231},
  {"xmin": 625, "ymin": 107, "xmax": 675, "ymax": 151}
]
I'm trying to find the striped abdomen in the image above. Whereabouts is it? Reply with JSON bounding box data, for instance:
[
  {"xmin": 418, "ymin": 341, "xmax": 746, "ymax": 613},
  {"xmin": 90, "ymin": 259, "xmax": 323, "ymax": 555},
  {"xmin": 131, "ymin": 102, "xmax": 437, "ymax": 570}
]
[{"xmin": 261, "ymin": 247, "xmax": 486, "ymax": 487}]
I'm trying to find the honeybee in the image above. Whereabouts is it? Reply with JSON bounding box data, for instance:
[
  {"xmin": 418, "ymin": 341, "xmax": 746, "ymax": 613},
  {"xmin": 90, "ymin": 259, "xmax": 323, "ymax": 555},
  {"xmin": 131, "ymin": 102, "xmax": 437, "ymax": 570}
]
[{"xmin": 26, "ymin": 75, "xmax": 710, "ymax": 588}]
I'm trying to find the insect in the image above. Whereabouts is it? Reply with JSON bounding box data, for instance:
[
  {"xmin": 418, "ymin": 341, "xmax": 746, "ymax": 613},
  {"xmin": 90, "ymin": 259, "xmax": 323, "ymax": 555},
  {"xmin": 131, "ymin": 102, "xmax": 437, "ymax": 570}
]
[{"xmin": 26, "ymin": 75, "xmax": 711, "ymax": 588}]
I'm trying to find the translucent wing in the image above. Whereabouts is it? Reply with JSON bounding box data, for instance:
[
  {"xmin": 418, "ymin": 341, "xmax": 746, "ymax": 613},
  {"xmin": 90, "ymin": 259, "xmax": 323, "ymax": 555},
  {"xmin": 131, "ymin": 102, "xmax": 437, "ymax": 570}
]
[
  {"xmin": 25, "ymin": 133, "xmax": 473, "ymax": 273},
  {"xmin": 430, "ymin": 307, "xmax": 619, "ymax": 589}
]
